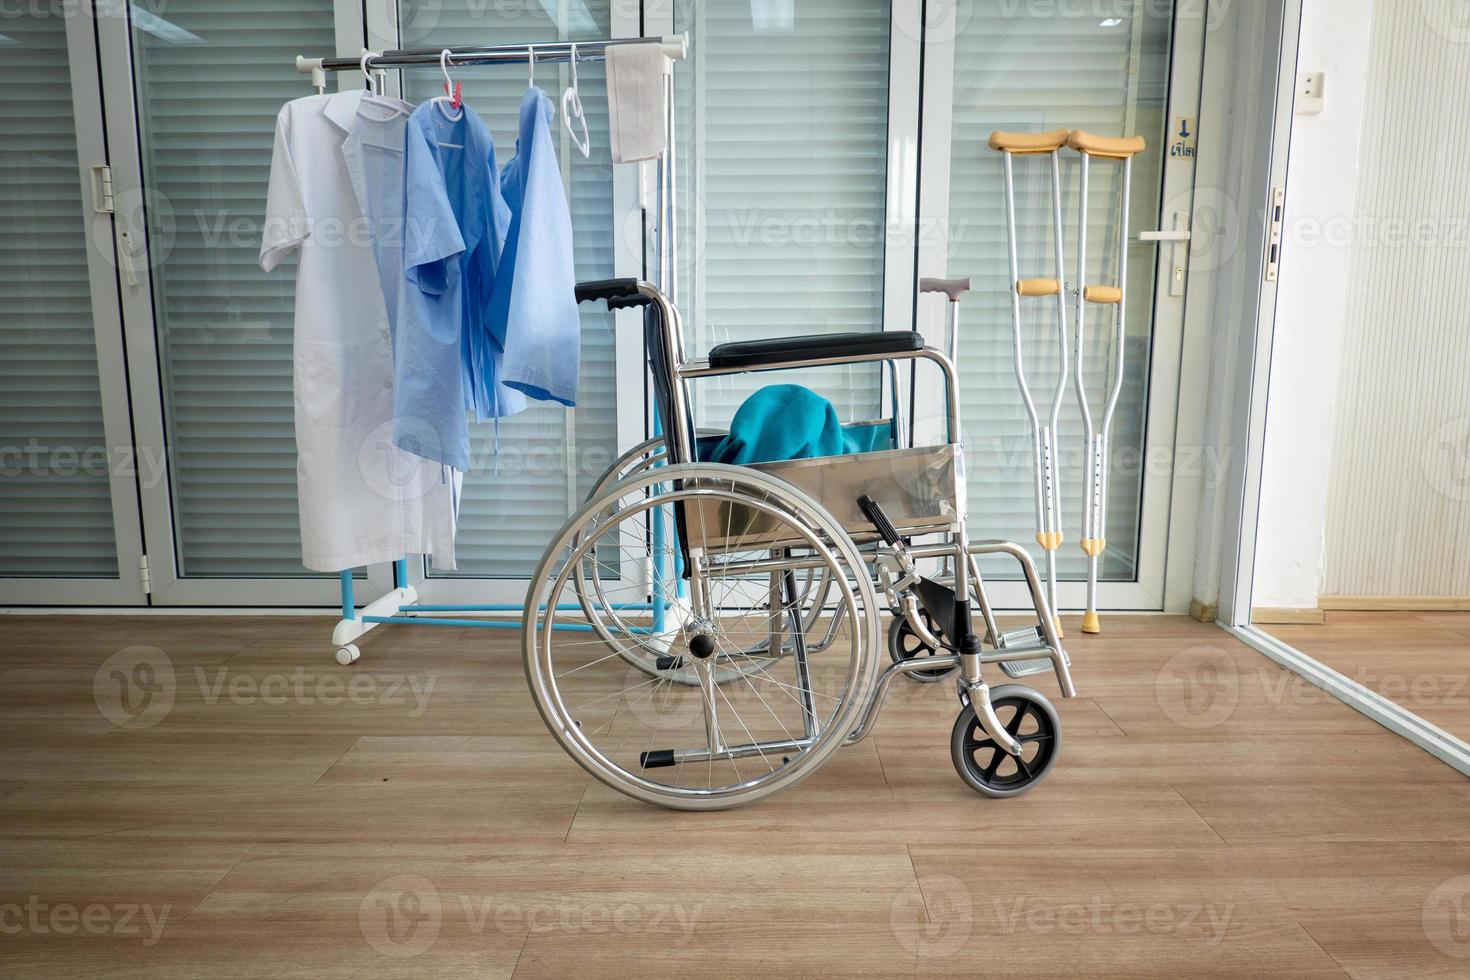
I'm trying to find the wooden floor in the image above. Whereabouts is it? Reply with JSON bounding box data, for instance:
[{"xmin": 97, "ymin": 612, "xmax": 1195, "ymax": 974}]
[
  {"xmin": 3, "ymin": 613, "xmax": 1470, "ymax": 978},
  {"xmin": 1267, "ymin": 611, "xmax": 1470, "ymax": 745}
]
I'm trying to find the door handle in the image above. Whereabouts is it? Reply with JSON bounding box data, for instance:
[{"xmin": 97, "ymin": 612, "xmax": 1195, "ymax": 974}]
[
  {"xmin": 1137, "ymin": 229, "xmax": 1191, "ymax": 242},
  {"xmin": 1136, "ymin": 211, "xmax": 1191, "ymax": 297},
  {"xmin": 116, "ymin": 229, "xmax": 140, "ymax": 287}
]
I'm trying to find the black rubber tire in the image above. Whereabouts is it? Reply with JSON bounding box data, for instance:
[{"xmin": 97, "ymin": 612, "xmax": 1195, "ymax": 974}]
[
  {"xmin": 950, "ymin": 684, "xmax": 1061, "ymax": 798},
  {"xmin": 886, "ymin": 611, "xmax": 959, "ymax": 683}
]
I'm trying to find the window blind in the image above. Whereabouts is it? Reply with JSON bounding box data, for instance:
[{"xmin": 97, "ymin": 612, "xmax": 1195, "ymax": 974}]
[
  {"xmin": 674, "ymin": 1, "xmax": 892, "ymax": 432},
  {"xmin": 401, "ymin": 0, "xmax": 618, "ymax": 578},
  {"xmin": 945, "ymin": 7, "xmax": 1171, "ymax": 581},
  {"xmin": 130, "ymin": 0, "xmax": 337, "ymax": 577},
  {"xmin": 0, "ymin": 9, "xmax": 118, "ymax": 577}
]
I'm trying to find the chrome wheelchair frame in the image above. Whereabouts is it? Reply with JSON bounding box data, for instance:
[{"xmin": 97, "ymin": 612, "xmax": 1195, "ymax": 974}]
[{"xmin": 522, "ymin": 278, "xmax": 1076, "ymax": 810}]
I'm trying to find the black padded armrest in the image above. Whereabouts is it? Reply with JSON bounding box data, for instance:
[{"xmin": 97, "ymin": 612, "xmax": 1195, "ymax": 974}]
[{"xmin": 707, "ymin": 331, "xmax": 925, "ymax": 371}]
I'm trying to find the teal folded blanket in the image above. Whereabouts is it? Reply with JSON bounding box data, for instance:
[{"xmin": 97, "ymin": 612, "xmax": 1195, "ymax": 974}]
[{"xmin": 706, "ymin": 384, "xmax": 852, "ymax": 465}]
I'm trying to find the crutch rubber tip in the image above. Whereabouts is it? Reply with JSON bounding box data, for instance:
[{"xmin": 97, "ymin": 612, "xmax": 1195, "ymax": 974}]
[
  {"xmin": 1080, "ymin": 538, "xmax": 1106, "ymax": 557},
  {"xmin": 1081, "ymin": 611, "xmax": 1101, "ymax": 634}
]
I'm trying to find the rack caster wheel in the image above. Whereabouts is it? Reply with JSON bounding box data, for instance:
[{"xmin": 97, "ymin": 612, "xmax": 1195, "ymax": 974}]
[
  {"xmin": 335, "ymin": 644, "xmax": 361, "ymax": 666},
  {"xmin": 887, "ymin": 611, "xmax": 958, "ymax": 683},
  {"xmin": 951, "ymin": 684, "xmax": 1060, "ymax": 798}
]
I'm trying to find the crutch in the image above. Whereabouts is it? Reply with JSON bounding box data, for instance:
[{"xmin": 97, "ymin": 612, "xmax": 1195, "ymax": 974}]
[
  {"xmin": 1066, "ymin": 131, "xmax": 1146, "ymax": 635},
  {"xmin": 988, "ymin": 129, "xmax": 1072, "ymax": 637}
]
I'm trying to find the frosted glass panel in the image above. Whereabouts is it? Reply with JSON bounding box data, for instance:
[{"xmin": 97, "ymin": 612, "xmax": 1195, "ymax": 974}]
[
  {"xmin": 0, "ymin": 8, "xmax": 117, "ymax": 577},
  {"xmin": 674, "ymin": 0, "xmax": 891, "ymax": 431},
  {"xmin": 129, "ymin": 0, "xmax": 337, "ymax": 577}
]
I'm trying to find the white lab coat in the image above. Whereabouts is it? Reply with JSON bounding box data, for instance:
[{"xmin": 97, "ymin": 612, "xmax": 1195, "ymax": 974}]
[{"xmin": 260, "ymin": 90, "xmax": 460, "ymax": 572}]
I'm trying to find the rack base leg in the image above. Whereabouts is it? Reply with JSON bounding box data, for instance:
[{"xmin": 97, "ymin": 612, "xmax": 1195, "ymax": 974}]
[{"xmin": 331, "ymin": 579, "xmax": 419, "ymax": 666}]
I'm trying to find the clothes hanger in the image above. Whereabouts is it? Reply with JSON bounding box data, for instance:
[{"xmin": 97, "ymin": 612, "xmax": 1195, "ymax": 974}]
[
  {"xmin": 527, "ymin": 45, "xmax": 536, "ymax": 90},
  {"xmin": 360, "ymin": 50, "xmax": 381, "ymax": 97},
  {"xmin": 436, "ymin": 47, "xmax": 464, "ymax": 121},
  {"xmin": 561, "ymin": 43, "xmax": 590, "ymax": 158}
]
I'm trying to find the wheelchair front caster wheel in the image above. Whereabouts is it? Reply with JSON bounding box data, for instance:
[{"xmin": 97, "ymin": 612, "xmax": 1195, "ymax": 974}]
[
  {"xmin": 887, "ymin": 611, "xmax": 958, "ymax": 683},
  {"xmin": 951, "ymin": 684, "xmax": 1060, "ymax": 798},
  {"xmin": 335, "ymin": 644, "xmax": 361, "ymax": 666}
]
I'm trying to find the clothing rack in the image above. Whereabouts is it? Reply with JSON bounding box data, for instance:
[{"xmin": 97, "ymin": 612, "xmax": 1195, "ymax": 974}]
[{"xmin": 298, "ymin": 35, "xmax": 687, "ymax": 665}]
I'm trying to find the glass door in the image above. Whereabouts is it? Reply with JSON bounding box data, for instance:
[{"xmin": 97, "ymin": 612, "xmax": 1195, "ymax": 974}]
[
  {"xmin": 0, "ymin": 2, "xmax": 147, "ymax": 605},
  {"xmin": 94, "ymin": 0, "xmax": 365, "ymax": 605},
  {"xmin": 918, "ymin": 1, "xmax": 1206, "ymax": 612}
]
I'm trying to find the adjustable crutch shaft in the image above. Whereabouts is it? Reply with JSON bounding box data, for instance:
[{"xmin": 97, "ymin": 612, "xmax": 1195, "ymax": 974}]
[
  {"xmin": 989, "ymin": 129, "xmax": 1071, "ymax": 635},
  {"xmin": 1066, "ymin": 131, "xmax": 1146, "ymax": 635}
]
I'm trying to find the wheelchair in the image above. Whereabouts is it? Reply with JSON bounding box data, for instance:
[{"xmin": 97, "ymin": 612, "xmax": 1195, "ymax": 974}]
[{"xmin": 522, "ymin": 278, "xmax": 1076, "ymax": 810}]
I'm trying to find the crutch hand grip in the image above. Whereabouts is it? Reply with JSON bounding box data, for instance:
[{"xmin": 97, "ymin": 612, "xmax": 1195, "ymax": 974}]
[{"xmin": 857, "ymin": 496, "xmax": 902, "ymax": 547}]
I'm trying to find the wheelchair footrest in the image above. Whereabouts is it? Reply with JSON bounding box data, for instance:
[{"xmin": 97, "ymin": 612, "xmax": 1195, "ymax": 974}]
[
  {"xmin": 996, "ymin": 643, "xmax": 1071, "ymax": 679},
  {"xmin": 1000, "ymin": 657, "xmax": 1059, "ymax": 679},
  {"xmin": 999, "ymin": 625, "xmax": 1045, "ymax": 647}
]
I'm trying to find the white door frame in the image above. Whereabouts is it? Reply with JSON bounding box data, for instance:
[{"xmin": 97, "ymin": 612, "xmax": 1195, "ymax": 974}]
[
  {"xmin": 915, "ymin": 3, "xmax": 1207, "ymax": 613},
  {"xmin": 2, "ymin": 1, "xmax": 148, "ymax": 606},
  {"xmin": 1214, "ymin": 0, "xmax": 1302, "ymax": 627},
  {"xmin": 91, "ymin": 0, "xmax": 370, "ymax": 606}
]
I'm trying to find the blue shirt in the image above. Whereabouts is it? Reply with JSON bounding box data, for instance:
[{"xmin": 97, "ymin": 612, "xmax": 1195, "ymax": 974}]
[
  {"xmin": 488, "ymin": 88, "xmax": 582, "ymax": 407},
  {"xmin": 395, "ymin": 101, "xmax": 522, "ymax": 471}
]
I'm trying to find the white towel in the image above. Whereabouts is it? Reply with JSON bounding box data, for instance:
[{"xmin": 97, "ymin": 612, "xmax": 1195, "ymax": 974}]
[{"xmin": 606, "ymin": 42, "xmax": 669, "ymax": 164}]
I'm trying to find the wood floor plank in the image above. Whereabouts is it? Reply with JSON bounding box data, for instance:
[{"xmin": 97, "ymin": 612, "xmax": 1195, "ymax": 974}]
[
  {"xmin": 1265, "ymin": 611, "xmax": 1470, "ymax": 750},
  {"xmin": 0, "ymin": 778, "xmax": 583, "ymax": 845},
  {"xmin": 2, "ymin": 612, "xmax": 1468, "ymax": 977},
  {"xmin": 900, "ymin": 842, "xmax": 1348, "ymax": 978},
  {"xmin": 0, "ymin": 733, "xmax": 360, "ymax": 785}
]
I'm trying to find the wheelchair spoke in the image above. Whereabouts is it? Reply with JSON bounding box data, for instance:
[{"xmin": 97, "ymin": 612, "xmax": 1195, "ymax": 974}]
[{"xmin": 525, "ymin": 463, "xmax": 878, "ymax": 808}]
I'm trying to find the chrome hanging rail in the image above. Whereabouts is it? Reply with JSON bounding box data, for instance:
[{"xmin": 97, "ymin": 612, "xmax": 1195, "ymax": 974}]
[{"xmin": 296, "ymin": 34, "xmax": 687, "ymax": 90}]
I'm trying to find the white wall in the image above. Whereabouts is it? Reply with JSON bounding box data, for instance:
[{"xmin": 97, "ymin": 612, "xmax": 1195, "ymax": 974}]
[
  {"xmin": 1250, "ymin": 0, "xmax": 1376, "ymax": 610},
  {"xmin": 1319, "ymin": 3, "xmax": 1470, "ymax": 600}
]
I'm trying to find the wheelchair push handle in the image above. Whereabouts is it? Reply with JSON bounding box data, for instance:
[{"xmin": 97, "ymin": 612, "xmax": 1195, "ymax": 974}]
[
  {"xmin": 575, "ymin": 278, "xmax": 654, "ymax": 310},
  {"xmin": 920, "ymin": 277, "xmax": 971, "ymax": 303}
]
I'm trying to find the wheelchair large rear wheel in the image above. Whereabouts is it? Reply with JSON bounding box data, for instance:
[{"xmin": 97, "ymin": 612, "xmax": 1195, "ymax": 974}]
[{"xmin": 524, "ymin": 463, "xmax": 881, "ymax": 810}]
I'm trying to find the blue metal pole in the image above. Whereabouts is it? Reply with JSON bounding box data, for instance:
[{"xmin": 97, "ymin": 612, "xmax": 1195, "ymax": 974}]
[
  {"xmin": 362, "ymin": 615, "xmax": 657, "ymax": 634},
  {"xmin": 650, "ymin": 407, "xmax": 668, "ymax": 634},
  {"xmin": 402, "ymin": 603, "xmax": 653, "ymax": 612},
  {"xmin": 339, "ymin": 569, "xmax": 355, "ymax": 620}
]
